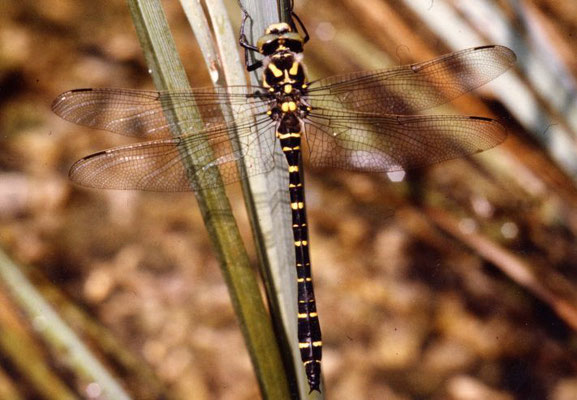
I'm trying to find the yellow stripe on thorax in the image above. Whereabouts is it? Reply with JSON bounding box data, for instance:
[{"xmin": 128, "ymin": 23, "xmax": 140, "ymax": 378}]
[
  {"xmin": 268, "ymin": 63, "xmax": 283, "ymax": 77},
  {"xmin": 281, "ymin": 101, "xmax": 297, "ymax": 112},
  {"xmin": 289, "ymin": 61, "xmax": 299, "ymax": 76}
]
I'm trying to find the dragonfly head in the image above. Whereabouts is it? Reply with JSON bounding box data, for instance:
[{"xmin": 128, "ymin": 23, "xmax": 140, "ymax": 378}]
[{"xmin": 257, "ymin": 22, "xmax": 304, "ymax": 56}]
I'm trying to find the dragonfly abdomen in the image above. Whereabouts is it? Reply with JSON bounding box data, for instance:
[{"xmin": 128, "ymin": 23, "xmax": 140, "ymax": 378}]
[{"xmin": 277, "ymin": 114, "xmax": 322, "ymax": 393}]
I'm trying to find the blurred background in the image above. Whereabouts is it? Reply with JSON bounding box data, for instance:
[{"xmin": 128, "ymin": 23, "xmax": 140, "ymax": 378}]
[{"xmin": 2, "ymin": 0, "xmax": 577, "ymax": 399}]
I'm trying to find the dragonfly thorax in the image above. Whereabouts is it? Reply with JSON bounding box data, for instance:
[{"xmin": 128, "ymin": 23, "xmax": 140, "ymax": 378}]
[
  {"xmin": 258, "ymin": 22, "xmax": 307, "ymax": 97},
  {"xmin": 262, "ymin": 52, "xmax": 307, "ymax": 96},
  {"xmin": 262, "ymin": 53, "xmax": 309, "ymax": 127}
]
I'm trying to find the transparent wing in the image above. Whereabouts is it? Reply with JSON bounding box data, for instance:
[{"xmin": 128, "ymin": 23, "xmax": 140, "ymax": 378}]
[
  {"xmin": 69, "ymin": 115, "xmax": 277, "ymax": 191},
  {"xmin": 52, "ymin": 86, "xmax": 270, "ymax": 139},
  {"xmin": 304, "ymin": 109, "xmax": 506, "ymax": 172},
  {"xmin": 307, "ymin": 45, "xmax": 516, "ymax": 115}
]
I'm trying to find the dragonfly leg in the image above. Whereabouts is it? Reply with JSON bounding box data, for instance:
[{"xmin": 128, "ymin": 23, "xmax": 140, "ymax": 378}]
[
  {"xmin": 291, "ymin": 11, "xmax": 309, "ymax": 44},
  {"xmin": 238, "ymin": 3, "xmax": 262, "ymax": 71}
]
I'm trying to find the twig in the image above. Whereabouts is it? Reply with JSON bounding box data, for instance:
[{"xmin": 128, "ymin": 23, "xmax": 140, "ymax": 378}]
[{"xmin": 425, "ymin": 207, "xmax": 577, "ymax": 331}]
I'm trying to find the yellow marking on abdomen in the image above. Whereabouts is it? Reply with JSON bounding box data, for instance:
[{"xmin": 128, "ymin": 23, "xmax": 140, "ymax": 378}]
[
  {"xmin": 294, "ymin": 240, "xmax": 308, "ymax": 247},
  {"xmin": 297, "ymin": 311, "xmax": 318, "ymax": 319},
  {"xmin": 288, "ymin": 165, "xmax": 299, "ymax": 173},
  {"xmin": 290, "ymin": 202, "xmax": 304, "ymax": 210},
  {"xmin": 312, "ymin": 341, "xmax": 322, "ymax": 347},
  {"xmin": 277, "ymin": 132, "xmax": 301, "ymax": 139}
]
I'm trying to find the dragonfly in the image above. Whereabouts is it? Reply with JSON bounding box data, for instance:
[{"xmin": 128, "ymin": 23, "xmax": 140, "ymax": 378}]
[{"xmin": 52, "ymin": 9, "xmax": 516, "ymax": 392}]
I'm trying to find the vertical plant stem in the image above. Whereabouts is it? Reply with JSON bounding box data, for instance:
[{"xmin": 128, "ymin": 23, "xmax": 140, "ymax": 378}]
[
  {"xmin": 236, "ymin": 0, "xmax": 323, "ymax": 397},
  {"xmin": 236, "ymin": 0, "xmax": 324, "ymax": 397},
  {"xmin": 127, "ymin": 0, "xmax": 291, "ymax": 398},
  {"xmin": 238, "ymin": 0, "xmax": 319, "ymax": 397}
]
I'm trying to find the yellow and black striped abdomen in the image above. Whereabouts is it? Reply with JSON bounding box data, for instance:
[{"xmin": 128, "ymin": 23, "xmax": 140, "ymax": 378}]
[{"xmin": 277, "ymin": 113, "xmax": 322, "ymax": 392}]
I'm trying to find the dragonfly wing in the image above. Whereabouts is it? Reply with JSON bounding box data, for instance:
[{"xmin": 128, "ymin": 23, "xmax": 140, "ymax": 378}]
[
  {"xmin": 69, "ymin": 115, "xmax": 277, "ymax": 191},
  {"xmin": 304, "ymin": 109, "xmax": 506, "ymax": 173},
  {"xmin": 52, "ymin": 86, "xmax": 270, "ymax": 139},
  {"xmin": 307, "ymin": 45, "xmax": 516, "ymax": 115}
]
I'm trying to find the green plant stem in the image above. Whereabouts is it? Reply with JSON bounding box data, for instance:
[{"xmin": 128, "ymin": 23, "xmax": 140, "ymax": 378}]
[
  {"xmin": 0, "ymin": 247, "xmax": 131, "ymax": 400},
  {"xmin": 127, "ymin": 0, "xmax": 291, "ymax": 398},
  {"xmin": 34, "ymin": 271, "xmax": 169, "ymax": 399},
  {"xmin": 0, "ymin": 317, "xmax": 77, "ymax": 400}
]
